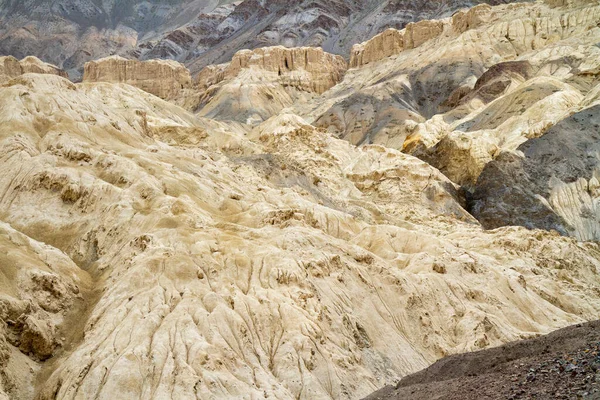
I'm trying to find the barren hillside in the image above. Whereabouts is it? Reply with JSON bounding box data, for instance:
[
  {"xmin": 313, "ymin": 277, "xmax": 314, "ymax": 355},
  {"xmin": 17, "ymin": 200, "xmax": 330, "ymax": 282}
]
[{"xmin": 0, "ymin": 0, "xmax": 599, "ymax": 399}]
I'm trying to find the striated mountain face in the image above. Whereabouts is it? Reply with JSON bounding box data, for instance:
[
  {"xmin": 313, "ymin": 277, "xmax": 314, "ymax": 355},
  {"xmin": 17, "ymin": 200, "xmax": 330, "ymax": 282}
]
[
  {"xmin": 190, "ymin": 46, "xmax": 348, "ymax": 123},
  {"xmin": 83, "ymin": 56, "xmax": 192, "ymax": 100},
  {"xmin": 1, "ymin": 0, "xmax": 600, "ymax": 400},
  {"xmin": 0, "ymin": 0, "xmax": 515, "ymax": 78},
  {"xmin": 300, "ymin": 0, "xmax": 600, "ymax": 241}
]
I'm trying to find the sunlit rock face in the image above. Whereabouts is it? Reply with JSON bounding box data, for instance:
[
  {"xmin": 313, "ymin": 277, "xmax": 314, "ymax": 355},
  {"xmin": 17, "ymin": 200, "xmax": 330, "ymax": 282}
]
[
  {"xmin": 0, "ymin": 68, "xmax": 599, "ymax": 400},
  {"xmin": 0, "ymin": 0, "xmax": 516, "ymax": 78},
  {"xmin": 1, "ymin": 0, "xmax": 600, "ymax": 399},
  {"xmin": 190, "ymin": 46, "xmax": 347, "ymax": 124},
  {"xmin": 0, "ymin": 55, "xmax": 67, "ymax": 81},
  {"xmin": 303, "ymin": 0, "xmax": 600, "ymax": 240},
  {"xmin": 83, "ymin": 56, "xmax": 192, "ymax": 100}
]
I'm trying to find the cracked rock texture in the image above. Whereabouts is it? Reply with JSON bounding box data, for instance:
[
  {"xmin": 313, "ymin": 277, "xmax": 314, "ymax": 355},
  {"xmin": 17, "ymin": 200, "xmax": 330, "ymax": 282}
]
[
  {"xmin": 0, "ymin": 0, "xmax": 600, "ymax": 399},
  {"xmin": 188, "ymin": 46, "xmax": 347, "ymax": 123},
  {"xmin": 83, "ymin": 56, "xmax": 192, "ymax": 100}
]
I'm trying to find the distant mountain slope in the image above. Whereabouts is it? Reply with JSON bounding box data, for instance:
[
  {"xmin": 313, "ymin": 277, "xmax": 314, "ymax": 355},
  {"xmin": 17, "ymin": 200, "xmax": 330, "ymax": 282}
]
[{"xmin": 0, "ymin": 0, "xmax": 514, "ymax": 78}]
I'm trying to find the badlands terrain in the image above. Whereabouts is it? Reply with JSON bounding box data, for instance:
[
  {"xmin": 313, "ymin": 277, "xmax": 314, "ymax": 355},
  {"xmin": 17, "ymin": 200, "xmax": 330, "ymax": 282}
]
[
  {"xmin": 0, "ymin": 0, "xmax": 514, "ymax": 79},
  {"xmin": 0, "ymin": 0, "xmax": 600, "ymax": 399}
]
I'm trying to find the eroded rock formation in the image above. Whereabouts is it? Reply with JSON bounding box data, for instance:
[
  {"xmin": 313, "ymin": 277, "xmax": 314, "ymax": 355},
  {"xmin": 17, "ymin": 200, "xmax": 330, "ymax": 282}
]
[
  {"xmin": 0, "ymin": 55, "xmax": 67, "ymax": 81},
  {"xmin": 470, "ymin": 104, "xmax": 600, "ymax": 241},
  {"xmin": 1, "ymin": 0, "xmax": 600, "ymax": 399},
  {"xmin": 0, "ymin": 69, "xmax": 598, "ymax": 399},
  {"xmin": 349, "ymin": 29, "xmax": 405, "ymax": 68},
  {"xmin": 0, "ymin": 0, "xmax": 515, "ymax": 77},
  {"xmin": 83, "ymin": 56, "xmax": 192, "ymax": 100},
  {"xmin": 303, "ymin": 0, "xmax": 600, "ymax": 242},
  {"xmin": 198, "ymin": 46, "xmax": 347, "ymax": 95},
  {"xmin": 191, "ymin": 46, "xmax": 347, "ymax": 123}
]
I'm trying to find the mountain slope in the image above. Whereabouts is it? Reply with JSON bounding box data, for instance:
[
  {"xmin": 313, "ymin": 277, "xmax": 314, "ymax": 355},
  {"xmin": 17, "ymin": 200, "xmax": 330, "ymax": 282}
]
[
  {"xmin": 365, "ymin": 320, "xmax": 600, "ymax": 400},
  {"xmin": 0, "ymin": 0, "xmax": 515, "ymax": 78},
  {"xmin": 0, "ymin": 70, "xmax": 599, "ymax": 399},
  {"xmin": 0, "ymin": 0, "xmax": 600, "ymax": 399},
  {"xmin": 293, "ymin": 0, "xmax": 600, "ymax": 240}
]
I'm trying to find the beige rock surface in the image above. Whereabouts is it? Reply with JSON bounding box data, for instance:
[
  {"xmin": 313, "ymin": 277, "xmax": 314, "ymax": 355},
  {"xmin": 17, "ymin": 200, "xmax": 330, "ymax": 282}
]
[
  {"xmin": 0, "ymin": 56, "xmax": 66, "ymax": 82},
  {"xmin": 83, "ymin": 56, "xmax": 192, "ymax": 100},
  {"xmin": 348, "ymin": 17, "xmax": 448, "ymax": 69},
  {"xmin": 348, "ymin": 4, "xmax": 495, "ymax": 69},
  {"xmin": 293, "ymin": 0, "xmax": 600, "ymax": 239},
  {"xmin": 1, "ymin": 1, "xmax": 600, "ymax": 399},
  {"xmin": 349, "ymin": 29, "xmax": 405, "ymax": 68},
  {"xmin": 190, "ymin": 46, "xmax": 347, "ymax": 124},
  {"xmin": 471, "ymin": 102, "xmax": 600, "ymax": 241},
  {"xmin": 310, "ymin": 0, "xmax": 600, "ymax": 146},
  {"xmin": 0, "ymin": 66, "xmax": 599, "ymax": 400}
]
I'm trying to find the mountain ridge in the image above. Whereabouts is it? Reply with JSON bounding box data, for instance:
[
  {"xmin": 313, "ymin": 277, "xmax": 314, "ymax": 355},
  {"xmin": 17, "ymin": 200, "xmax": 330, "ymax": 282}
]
[{"xmin": 0, "ymin": 0, "xmax": 516, "ymax": 79}]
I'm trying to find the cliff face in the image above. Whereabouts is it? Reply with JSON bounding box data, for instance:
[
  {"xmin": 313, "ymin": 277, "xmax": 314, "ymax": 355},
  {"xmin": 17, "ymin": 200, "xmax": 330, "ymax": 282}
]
[
  {"xmin": 349, "ymin": 29, "xmax": 405, "ymax": 68},
  {"xmin": 0, "ymin": 0, "xmax": 516, "ymax": 77},
  {"xmin": 349, "ymin": 5, "xmax": 495, "ymax": 69},
  {"xmin": 83, "ymin": 56, "xmax": 192, "ymax": 100},
  {"xmin": 0, "ymin": 55, "xmax": 67, "ymax": 81},
  {"xmin": 192, "ymin": 46, "xmax": 347, "ymax": 123},
  {"xmin": 197, "ymin": 46, "xmax": 347, "ymax": 95}
]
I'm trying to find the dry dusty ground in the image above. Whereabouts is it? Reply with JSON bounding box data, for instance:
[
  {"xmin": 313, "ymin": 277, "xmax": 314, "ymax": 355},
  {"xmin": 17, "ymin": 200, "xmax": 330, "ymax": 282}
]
[{"xmin": 365, "ymin": 320, "xmax": 600, "ymax": 400}]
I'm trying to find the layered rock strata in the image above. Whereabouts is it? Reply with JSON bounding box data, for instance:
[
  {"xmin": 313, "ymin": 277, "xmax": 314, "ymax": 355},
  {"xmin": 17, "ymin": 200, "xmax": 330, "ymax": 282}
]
[
  {"xmin": 83, "ymin": 56, "xmax": 192, "ymax": 100},
  {"xmin": 192, "ymin": 46, "xmax": 347, "ymax": 123},
  {"xmin": 0, "ymin": 55, "xmax": 67, "ymax": 82}
]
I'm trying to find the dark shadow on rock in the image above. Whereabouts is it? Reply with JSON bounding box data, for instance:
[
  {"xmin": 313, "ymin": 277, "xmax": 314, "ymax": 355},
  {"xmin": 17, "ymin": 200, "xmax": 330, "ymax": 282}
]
[{"xmin": 468, "ymin": 104, "xmax": 600, "ymax": 236}]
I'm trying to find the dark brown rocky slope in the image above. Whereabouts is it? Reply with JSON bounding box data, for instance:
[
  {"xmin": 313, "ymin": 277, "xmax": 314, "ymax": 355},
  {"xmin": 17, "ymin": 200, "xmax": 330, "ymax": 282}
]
[{"xmin": 365, "ymin": 320, "xmax": 600, "ymax": 400}]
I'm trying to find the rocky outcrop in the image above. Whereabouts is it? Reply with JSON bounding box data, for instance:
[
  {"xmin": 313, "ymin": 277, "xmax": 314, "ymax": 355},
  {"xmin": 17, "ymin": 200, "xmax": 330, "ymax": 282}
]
[
  {"xmin": 0, "ymin": 56, "xmax": 67, "ymax": 82},
  {"xmin": 83, "ymin": 56, "xmax": 192, "ymax": 99},
  {"xmin": 198, "ymin": 46, "xmax": 347, "ymax": 95},
  {"xmin": 349, "ymin": 18, "xmax": 447, "ymax": 69},
  {"xmin": 451, "ymin": 4, "xmax": 495, "ymax": 33},
  {"xmin": 310, "ymin": 0, "xmax": 600, "ymax": 176},
  {"xmin": 404, "ymin": 20, "xmax": 445, "ymax": 50},
  {"xmin": 192, "ymin": 46, "xmax": 347, "ymax": 123},
  {"xmin": 3, "ymin": 1, "xmax": 600, "ymax": 399},
  {"xmin": 0, "ymin": 0, "xmax": 515, "ymax": 77},
  {"xmin": 469, "ymin": 61, "xmax": 534, "ymax": 103},
  {"xmin": 417, "ymin": 131, "xmax": 498, "ymax": 188},
  {"xmin": 470, "ymin": 104, "xmax": 600, "ymax": 241},
  {"xmin": 19, "ymin": 56, "xmax": 69, "ymax": 77},
  {"xmin": 349, "ymin": 29, "xmax": 404, "ymax": 68},
  {"xmin": 0, "ymin": 221, "xmax": 89, "ymax": 400}
]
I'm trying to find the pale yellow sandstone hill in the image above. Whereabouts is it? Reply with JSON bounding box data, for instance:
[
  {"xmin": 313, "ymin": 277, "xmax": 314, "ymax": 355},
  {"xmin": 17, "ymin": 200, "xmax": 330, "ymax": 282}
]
[
  {"xmin": 188, "ymin": 46, "xmax": 347, "ymax": 124},
  {"xmin": 83, "ymin": 56, "xmax": 192, "ymax": 100},
  {"xmin": 1, "ymin": 1, "xmax": 600, "ymax": 399},
  {"xmin": 0, "ymin": 68, "xmax": 599, "ymax": 400}
]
